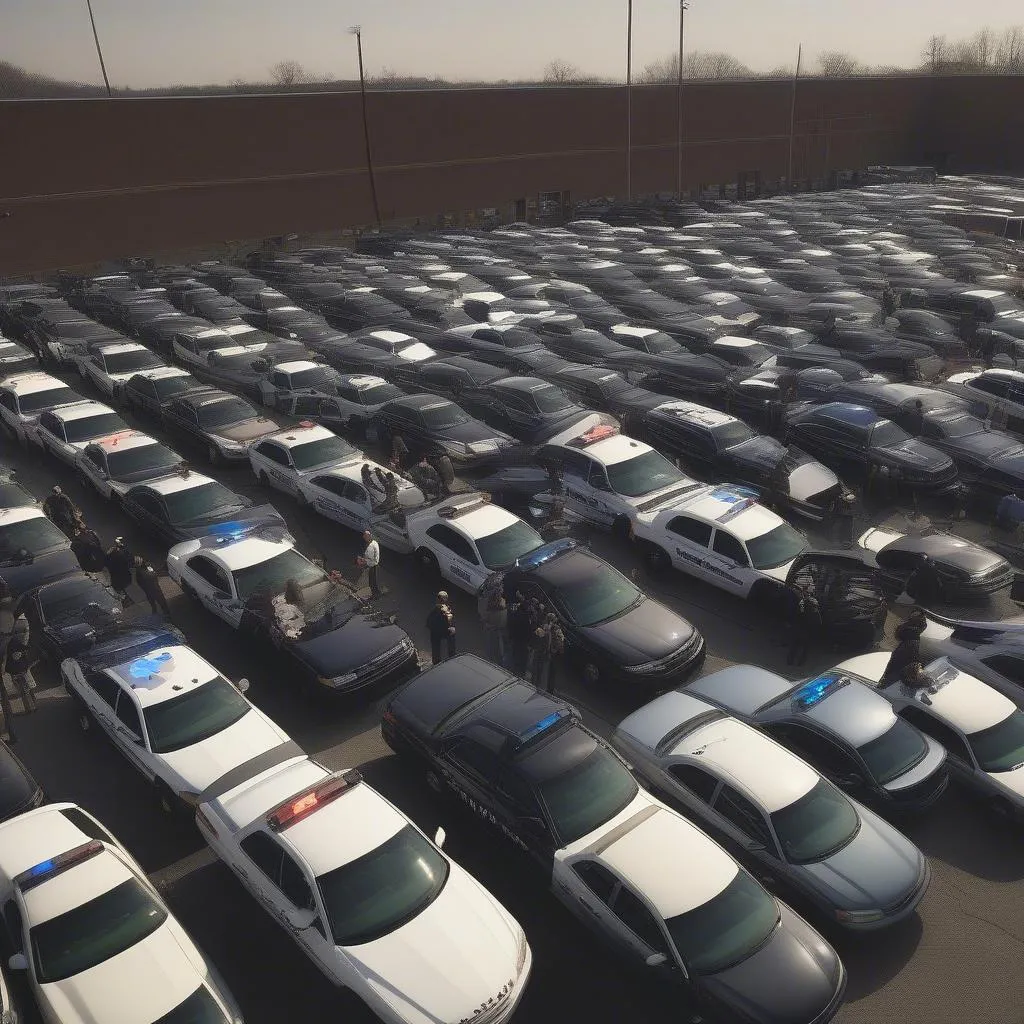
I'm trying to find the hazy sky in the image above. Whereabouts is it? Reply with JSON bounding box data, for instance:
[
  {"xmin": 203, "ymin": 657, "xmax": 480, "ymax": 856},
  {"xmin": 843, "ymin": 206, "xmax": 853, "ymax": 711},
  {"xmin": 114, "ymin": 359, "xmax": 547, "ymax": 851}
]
[{"xmin": 6, "ymin": 0, "xmax": 1024, "ymax": 87}]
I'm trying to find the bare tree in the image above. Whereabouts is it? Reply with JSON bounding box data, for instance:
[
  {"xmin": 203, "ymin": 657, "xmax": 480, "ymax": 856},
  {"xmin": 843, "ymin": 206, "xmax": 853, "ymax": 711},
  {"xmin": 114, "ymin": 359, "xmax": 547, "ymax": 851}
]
[
  {"xmin": 640, "ymin": 50, "xmax": 749, "ymax": 82},
  {"xmin": 956, "ymin": 28, "xmax": 997, "ymax": 68},
  {"xmin": 544, "ymin": 59, "xmax": 581, "ymax": 83},
  {"xmin": 817, "ymin": 51, "xmax": 861, "ymax": 76},
  {"xmin": 995, "ymin": 26, "xmax": 1024, "ymax": 71},
  {"xmin": 922, "ymin": 34, "xmax": 948, "ymax": 72},
  {"xmin": 269, "ymin": 60, "xmax": 309, "ymax": 87},
  {"xmin": 761, "ymin": 65, "xmax": 794, "ymax": 79}
]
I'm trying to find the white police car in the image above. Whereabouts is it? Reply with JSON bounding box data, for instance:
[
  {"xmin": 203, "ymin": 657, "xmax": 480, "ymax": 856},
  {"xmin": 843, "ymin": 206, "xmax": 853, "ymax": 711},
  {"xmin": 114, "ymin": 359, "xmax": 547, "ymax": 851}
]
[
  {"xmin": 0, "ymin": 802, "xmax": 243, "ymax": 1024},
  {"xmin": 36, "ymin": 402, "xmax": 131, "ymax": 466},
  {"xmin": 196, "ymin": 753, "xmax": 532, "ymax": 1024},
  {"xmin": 62, "ymin": 641, "xmax": 291, "ymax": 814},
  {"xmin": 0, "ymin": 372, "xmax": 87, "ymax": 446},
  {"xmin": 248, "ymin": 422, "xmax": 362, "ymax": 497},
  {"xmin": 74, "ymin": 430, "xmax": 184, "ymax": 500},
  {"xmin": 632, "ymin": 486, "xmax": 810, "ymax": 600},
  {"xmin": 78, "ymin": 341, "xmax": 166, "ymax": 398},
  {"xmin": 837, "ymin": 652, "xmax": 1024, "ymax": 820},
  {"xmin": 253, "ymin": 359, "xmax": 340, "ymax": 408},
  {"xmin": 537, "ymin": 424, "xmax": 703, "ymax": 538}
]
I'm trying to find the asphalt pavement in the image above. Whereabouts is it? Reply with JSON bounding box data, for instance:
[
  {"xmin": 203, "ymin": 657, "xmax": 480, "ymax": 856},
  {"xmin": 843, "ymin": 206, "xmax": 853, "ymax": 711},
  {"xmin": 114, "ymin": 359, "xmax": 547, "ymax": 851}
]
[{"xmin": 4, "ymin": 379, "xmax": 1024, "ymax": 1024}]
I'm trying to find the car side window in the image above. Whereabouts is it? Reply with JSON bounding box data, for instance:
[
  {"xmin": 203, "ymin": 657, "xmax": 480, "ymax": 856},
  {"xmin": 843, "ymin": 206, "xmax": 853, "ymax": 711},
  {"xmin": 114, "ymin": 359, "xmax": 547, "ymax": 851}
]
[
  {"xmin": 130, "ymin": 491, "xmax": 162, "ymax": 516},
  {"xmin": 293, "ymin": 397, "xmax": 323, "ymax": 416},
  {"xmin": 426, "ymin": 524, "xmax": 479, "ymax": 564},
  {"xmin": 279, "ymin": 851, "xmax": 316, "ymax": 909},
  {"xmin": 587, "ymin": 461, "xmax": 611, "ymax": 490},
  {"xmin": 712, "ymin": 530, "xmax": 750, "ymax": 566},
  {"xmin": 898, "ymin": 706, "xmax": 971, "ymax": 762},
  {"xmin": 572, "ymin": 860, "xmax": 617, "ymax": 905},
  {"xmin": 980, "ymin": 654, "xmax": 1024, "ymax": 686},
  {"xmin": 713, "ymin": 785, "xmax": 774, "ymax": 848},
  {"xmin": 114, "ymin": 692, "xmax": 142, "ymax": 737},
  {"xmin": 255, "ymin": 442, "xmax": 289, "ymax": 466},
  {"xmin": 85, "ymin": 671, "xmax": 122, "ymax": 709},
  {"xmin": 271, "ymin": 372, "xmax": 289, "ymax": 388},
  {"xmin": 975, "ymin": 377, "xmax": 1007, "ymax": 398},
  {"xmin": 611, "ymin": 886, "xmax": 670, "ymax": 954},
  {"xmin": 240, "ymin": 831, "xmax": 312, "ymax": 907},
  {"xmin": 39, "ymin": 412, "xmax": 62, "ymax": 438},
  {"xmin": 767, "ymin": 723, "xmax": 858, "ymax": 776},
  {"xmin": 313, "ymin": 476, "xmax": 346, "ymax": 498},
  {"xmin": 666, "ymin": 516, "xmax": 713, "ymax": 546},
  {"xmin": 669, "ymin": 764, "xmax": 720, "ymax": 803},
  {"xmin": 0, "ymin": 393, "xmax": 16, "ymax": 413},
  {"xmin": 187, "ymin": 555, "xmax": 231, "ymax": 592},
  {"xmin": 558, "ymin": 450, "xmax": 592, "ymax": 479}
]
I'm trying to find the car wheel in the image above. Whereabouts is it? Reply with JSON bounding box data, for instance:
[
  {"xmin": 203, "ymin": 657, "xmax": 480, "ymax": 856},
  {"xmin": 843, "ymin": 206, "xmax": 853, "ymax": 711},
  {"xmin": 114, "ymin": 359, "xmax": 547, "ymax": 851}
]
[
  {"xmin": 612, "ymin": 516, "xmax": 632, "ymax": 542},
  {"xmin": 416, "ymin": 548, "xmax": 441, "ymax": 579},
  {"xmin": 643, "ymin": 543, "xmax": 672, "ymax": 576},
  {"xmin": 207, "ymin": 445, "xmax": 223, "ymax": 466}
]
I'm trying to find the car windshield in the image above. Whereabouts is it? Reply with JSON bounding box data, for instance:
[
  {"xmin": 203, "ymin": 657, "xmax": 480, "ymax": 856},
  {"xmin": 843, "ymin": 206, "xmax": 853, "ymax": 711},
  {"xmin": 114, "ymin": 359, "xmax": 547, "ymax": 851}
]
[
  {"xmin": 192, "ymin": 334, "xmax": 236, "ymax": 352},
  {"xmin": 967, "ymin": 710, "xmax": 1024, "ymax": 773},
  {"xmin": 420, "ymin": 402, "xmax": 470, "ymax": 429},
  {"xmin": 537, "ymin": 744, "xmax": 639, "ymax": 844},
  {"xmin": 316, "ymin": 825, "xmax": 449, "ymax": 945},
  {"xmin": 17, "ymin": 386, "xmax": 79, "ymax": 414},
  {"xmin": 231, "ymin": 548, "xmax": 326, "ymax": 602},
  {"xmin": 554, "ymin": 559, "xmax": 641, "ymax": 626},
  {"xmin": 606, "ymin": 449, "xmax": 687, "ymax": 497},
  {"xmin": 710, "ymin": 421, "xmax": 757, "ymax": 448},
  {"xmin": 530, "ymin": 385, "xmax": 573, "ymax": 413},
  {"xmin": 770, "ymin": 779, "xmax": 860, "ymax": 864},
  {"xmin": 196, "ymin": 399, "xmax": 258, "ymax": 429},
  {"xmin": 290, "ymin": 436, "xmax": 357, "ymax": 470},
  {"xmin": 352, "ymin": 383, "xmax": 402, "ymax": 405},
  {"xmin": 163, "ymin": 481, "xmax": 246, "ymax": 524},
  {"xmin": 0, "ymin": 516, "xmax": 67, "ymax": 561},
  {"xmin": 30, "ymin": 877, "xmax": 168, "ymax": 983},
  {"xmin": 476, "ymin": 521, "xmax": 545, "ymax": 569},
  {"xmin": 144, "ymin": 676, "xmax": 251, "ymax": 754},
  {"xmin": 152, "ymin": 986, "xmax": 225, "ymax": 1024},
  {"xmin": 63, "ymin": 413, "xmax": 127, "ymax": 443},
  {"xmin": 102, "ymin": 350, "xmax": 163, "ymax": 373},
  {"xmin": 107, "ymin": 445, "xmax": 181, "ymax": 479},
  {"xmin": 665, "ymin": 871, "xmax": 779, "ymax": 975},
  {"xmin": 152, "ymin": 376, "xmax": 198, "ymax": 401},
  {"xmin": 746, "ymin": 523, "xmax": 807, "ymax": 570},
  {"xmin": 857, "ymin": 718, "xmax": 928, "ymax": 784},
  {"xmin": 0, "ymin": 480, "xmax": 33, "ymax": 508},
  {"xmin": 871, "ymin": 421, "xmax": 911, "ymax": 447}
]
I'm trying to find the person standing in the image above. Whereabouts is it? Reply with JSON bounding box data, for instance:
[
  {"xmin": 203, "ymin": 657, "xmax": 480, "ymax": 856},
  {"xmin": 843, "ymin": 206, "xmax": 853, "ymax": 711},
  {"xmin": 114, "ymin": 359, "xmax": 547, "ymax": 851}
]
[
  {"xmin": 432, "ymin": 452, "xmax": 456, "ymax": 496},
  {"xmin": 358, "ymin": 530, "xmax": 382, "ymax": 599},
  {"xmin": 71, "ymin": 521, "xmax": 106, "ymax": 573},
  {"xmin": 426, "ymin": 591, "xmax": 456, "ymax": 664},
  {"xmin": 42, "ymin": 485, "xmax": 80, "ymax": 538},
  {"xmin": 134, "ymin": 556, "xmax": 171, "ymax": 617},
  {"xmin": 786, "ymin": 586, "xmax": 821, "ymax": 667},
  {"xmin": 527, "ymin": 620, "xmax": 553, "ymax": 691},
  {"xmin": 409, "ymin": 456, "xmax": 442, "ymax": 501},
  {"xmin": 390, "ymin": 432, "xmax": 409, "ymax": 471},
  {"xmin": 830, "ymin": 490, "xmax": 858, "ymax": 547},
  {"xmin": 508, "ymin": 591, "xmax": 532, "ymax": 674},
  {"xmin": 105, "ymin": 537, "xmax": 135, "ymax": 605},
  {"xmin": 881, "ymin": 615, "xmax": 925, "ymax": 685},
  {"xmin": 5, "ymin": 615, "xmax": 36, "ymax": 713},
  {"xmin": 481, "ymin": 590, "xmax": 507, "ymax": 666},
  {"xmin": 545, "ymin": 614, "xmax": 565, "ymax": 693},
  {"xmin": 0, "ymin": 580, "xmax": 14, "ymax": 674}
]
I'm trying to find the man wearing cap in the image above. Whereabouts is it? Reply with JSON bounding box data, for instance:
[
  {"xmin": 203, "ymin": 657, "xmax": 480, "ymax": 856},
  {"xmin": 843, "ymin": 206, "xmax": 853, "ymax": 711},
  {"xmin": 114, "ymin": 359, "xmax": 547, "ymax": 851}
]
[
  {"xmin": 105, "ymin": 537, "xmax": 135, "ymax": 605},
  {"xmin": 426, "ymin": 591, "xmax": 456, "ymax": 664},
  {"xmin": 42, "ymin": 485, "xmax": 80, "ymax": 537},
  {"xmin": 358, "ymin": 530, "xmax": 382, "ymax": 599}
]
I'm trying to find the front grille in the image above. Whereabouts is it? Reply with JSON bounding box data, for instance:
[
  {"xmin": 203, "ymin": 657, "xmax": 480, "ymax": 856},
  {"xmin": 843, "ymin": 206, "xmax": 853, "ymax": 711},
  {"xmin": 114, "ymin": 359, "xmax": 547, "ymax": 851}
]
[
  {"xmin": 649, "ymin": 632, "xmax": 705, "ymax": 677},
  {"xmin": 355, "ymin": 641, "xmax": 416, "ymax": 686}
]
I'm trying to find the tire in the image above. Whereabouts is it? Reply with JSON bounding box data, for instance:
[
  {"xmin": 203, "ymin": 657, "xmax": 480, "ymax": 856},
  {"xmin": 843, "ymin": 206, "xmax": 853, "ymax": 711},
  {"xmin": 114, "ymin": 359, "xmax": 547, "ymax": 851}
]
[
  {"xmin": 643, "ymin": 543, "xmax": 672, "ymax": 576},
  {"xmin": 612, "ymin": 515, "xmax": 633, "ymax": 542},
  {"xmin": 416, "ymin": 547, "xmax": 441, "ymax": 580}
]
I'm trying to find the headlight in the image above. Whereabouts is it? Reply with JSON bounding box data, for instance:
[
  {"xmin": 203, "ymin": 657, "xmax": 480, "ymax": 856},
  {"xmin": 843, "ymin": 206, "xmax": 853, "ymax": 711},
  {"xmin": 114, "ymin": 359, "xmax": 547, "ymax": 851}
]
[
  {"xmin": 177, "ymin": 790, "xmax": 201, "ymax": 807},
  {"xmin": 318, "ymin": 672, "xmax": 358, "ymax": 689},
  {"xmin": 217, "ymin": 438, "xmax": 247, "ymax": 451},
  {"xmin": 468, "ymin": 440, "xmax": 499, "ymax": 454},
  {"xmin": 834, "ymin": 908, "xmax": 885, "ymax": 924}
]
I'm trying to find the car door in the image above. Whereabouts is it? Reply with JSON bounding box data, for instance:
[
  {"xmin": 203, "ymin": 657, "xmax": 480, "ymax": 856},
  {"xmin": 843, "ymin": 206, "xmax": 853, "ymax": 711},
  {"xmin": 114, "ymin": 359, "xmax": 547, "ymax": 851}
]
[
  {"xmin": 0, "ymin": 392, "xmax": 20, "ymax": 438},
  {"xmin": 765, "ymin": 722, "xmax": 870, "ymax": 796},
  {"xmin": 182, "ymin": 554, "xmax": 243, "ymax": 625},
  {"xmin": 36, "ymin": 412, "xmax": 65, "ymax": 459},
  {"xmin": 705, "ymin": 529, "xmax": 756, "ymax": 596},
  {"xmin": 306, "ymin": 476, "xmax": 356, "ymax": 528},
  {"xmin": 110, "ymin": 688, "xmax": 156, "ymax": 781},
  {"xmin": 124, "ymin": 489, "xmax": 172, "ymax": 543},
  {"xmin": 79, "ymin": 446, "xmax": 111, "ymax": 497},
  {"xmin": 164, "ymin": 400, "xmax": 198, "ymax": 444},
  {"xmin": 78, "ymin": 670, "xmax": 122, "ymax": 742},
  {"xmin": 425, "ymin": 523, "xmax": 485, "ymax": 593},
  {"xmin": 662, "ymin": 515, "xmax": 717, "ymax": 585},
  {"xmin": 252, "ymin": 441, "xmax": 296, "ymax": 494},
  {"xmin": 709, "ymin": 783, "xmax": 786, "ymax": 886}
]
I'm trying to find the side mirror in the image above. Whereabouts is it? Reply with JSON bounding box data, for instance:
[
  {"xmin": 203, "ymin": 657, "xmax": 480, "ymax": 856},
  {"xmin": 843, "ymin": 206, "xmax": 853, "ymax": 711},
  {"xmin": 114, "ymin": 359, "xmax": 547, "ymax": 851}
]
[
  {"xmin": 645, "ymin": 953, "xmax": 668, "ymax": 968},
  {"xmin": 7, "ymin": 953, "xmax": 27, "ymax": 971},
  {"xmin": 235, "ymin": 677, "xmax": 251, "ymax": 694},
  {"xmin": 434, "ymin": 826, "xmax": 447, "ymax": 849},
  {"xmin": 283, "ymin": 907, "xmax": 316, "ymax": 931}
]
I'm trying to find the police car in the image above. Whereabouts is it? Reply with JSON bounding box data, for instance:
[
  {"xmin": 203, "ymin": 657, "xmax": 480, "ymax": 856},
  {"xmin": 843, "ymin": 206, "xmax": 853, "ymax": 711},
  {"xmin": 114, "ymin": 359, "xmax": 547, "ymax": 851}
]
[
  {"xmin": 74, "ymin": 430, "xmax": 185, "ymax": 500},
  {"xmin": 248, "ymin": 422, "xmax": 361, "ymax": 497},
  {"xmin": 195, "ymin": 749, "xmax": 532, "ymax": 1024},
  {"xmin": 0, "ymin": 802, "xmax": 243, "ymax": 1024},
  {"xmin": 383, "ymin": 656, "xmax": 846, "ymax": 1024},
  {"xmin": 77, "ymin": 341, "xmax": 166, "ymax": 398},
  {"xmin": 631, "ymin": 487, "xmax": 810, "ymax": 601},
  {"xmin": 537, "ymin": 424, "xmax": 703, "ymax": 538},
  {"xmin": 0, "ymin": 371, "xmax": 87, "ymax": 446},
  {"xmin": 36, "ymin": 402, "xmax": 131, "ymax": 467},
  {"xmin": 62, "ymin": 638, "xmax": 290, "ymax": 814},
  {"xmin": 836, "ymin": 653, "xmax": 1024, "ymax": 820}
]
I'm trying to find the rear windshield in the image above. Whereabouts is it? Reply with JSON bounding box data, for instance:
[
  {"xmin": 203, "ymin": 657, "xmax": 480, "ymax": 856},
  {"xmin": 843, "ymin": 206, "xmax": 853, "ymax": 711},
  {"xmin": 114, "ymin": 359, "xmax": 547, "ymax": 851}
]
[
  {"xmin": 107, "ymin": 444, "xmax": 182, "ymax": 479},
  {"xmin": 870, "ymin": 421, "xmax": 911, "ymax": 448},
  {"xmin": 351, "ymin": 383, "xmax": 402, "ymax": 406},
  {"xmin": 64, "ymin": 412, "xmax": 128, "ymax": 443},
  {"xmin": 17, "ymin": 386, "xmax": 79, "ymax": 415},
  {"xmin": 290, "ymin": 435, "xmax": 357, "ymax": 470},
  {"xmin": 0, "ymin": 516, "xmax": 67, "ymax": 561},
  {"xmin": 163, "ymin": 481, "xmax": 246, "ymax": 524},
  {"xmin": 530, "ymin": 385, "xmax": 573, "ymax": 414},
  {"xmin": 196, "ymin": 399, "xmax": 257, "ymax": 428},
  {"xmin": 857, "ymin": 718, "xmax": 928, "ymax": 784},
  {"xmin": 420, "ymin": 403, "xmax": 470, "ymax": 429},
  {"xmin": 102, "ymin": 350, "xmax": 163, "ymax": 373},
  {"xmin": 153, "ymin": 375, "xmax": 199, "ymax": 401}
]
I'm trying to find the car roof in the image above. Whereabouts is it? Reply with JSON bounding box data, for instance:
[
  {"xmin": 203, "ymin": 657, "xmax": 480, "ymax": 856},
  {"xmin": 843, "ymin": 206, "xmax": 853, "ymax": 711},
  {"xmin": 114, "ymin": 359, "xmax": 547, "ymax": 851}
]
[
  {"xmin": 103, "ymin": 644, "xmax": 222, "ymax": 709},
  {"xmin": 142, "ymin": 471, "xmax": 217, "ymax": 496},
  {"xmin": 132, "ymin": 366, "xmax": 192, "ymax": 382},
  {"xmin": 95, "ymin": 342, "xmax": 149, "ymax": 356},
  {"xmin": 180, "ymin": 389, "xmax": 238, "ymax": 408},
  {"xmin": 88, "ymin": 431, "xmax": 159, "ymax": 454},
  {"xmin": 363, "ymin": 329, "xmax": 414, "ymax": 344},
  {"xmin": 813, "ymin": 402, "xmax": 884, "ymax": 427},
  {"xmin": 594, "ymin": 806, "xmax": 738, "ymax": 918},
  {"xmin": 275, "ymin": 360, "xmax": 321, "ymax": 374},
  {"xmin": 920, "ymin": 659, "xmax": 1016, "ymax": 736},
  {"xmin": 669, "ymin": 488, "xmax": 787, "ymax": 541},
  {"xmin": 50, "ymin": 401, "xmax": 117, "ymax": 423},
  {"xmin": 776, "ymin": 672, "xmax": 899, "ymax": 746},
  {"xmin": 1, "ymin": 371, "xmax": 71, "ymax": 396},
  {"xmin": 0, "ymin": 505, "xmax": 47, "ymax": 527},
  {"xmin": 341, "ymin": 374, "xmax": 389, "ymax": 389},
  {"xmin": 392, "ymin": 394, "xmax": 456, "ymax": 412},
  {"xmin": 448, "ymin": 503, "xmax": 522, "ymax": 540},
  {"xmin": 207, "ymin": 536, "xmax": 293, "ymax": 572},
  {"xmin": 650, "ymin": 400, "xmax": 737, "ymax": 429},
  {"xmin": 561, "ymin": 432, "xmax": 652, "ymax": 466},
  {"xmin": 262, "ymin": 423, "xmax": 337, "ymax": 448}
]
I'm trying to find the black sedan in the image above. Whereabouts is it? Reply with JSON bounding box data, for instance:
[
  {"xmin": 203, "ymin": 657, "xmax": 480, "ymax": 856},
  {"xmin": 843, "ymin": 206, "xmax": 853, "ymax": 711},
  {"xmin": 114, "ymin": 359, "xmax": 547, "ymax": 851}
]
[
  {"xmin": 0, "ymin": 466, "xmax": 36, "ymax": 510},
  {"xmin": 859, "ymin": 528, "xmax": 1015, "ymax": 603},
  {"xmin": 546, "ymin": 364, "xmax": 668, "ymax": 419},
  {"xmin": 892, "ymin": 310, "xmax": 967, "ymax": 358},
  {"xmin": 368, "ymin": 394, "xmax": 518, "ymax": 468},
  {"xmin": 459, "ymin": 376, "xmax": 616, "ymax": 444},
  {"xmin": 785, "ymin": 403, "xmax": 958, "ymax": 494},
  {"xmin": 0, "ymin": 508, "xmax": 80, "ymax": 597},
  {"xmin": 415, "ymin": 356, "xmax": 505, "ymax": 398},
  {"xmin": 535, "ymin": 326, "xmax": 630, "ymax": 363},
  {"xmin": 19, "ymin": 572, "xmax": 126, "ymax": 662},
  {"xmin": 500, "ymin": 539, "xmax": 705, "ymax": 689},
  {"xmin": 122, "ymin": 471, "xmax": 285, "ymax": 545},
  {"xmin": 0, "ymin": 739, "xmax": 44, "ymax": 820},
  {"xmin": 431, "ymin": 323, "xmax": 546, "ymax": 366},
  {"xmin": 162, "ymin": 390, "xmax": 280, "ymax": 464},
  {"xmin": 826, "ymin": 328, "xmax": 945, "ymax": 381},
  {"xmin": 120, "ymin": 368, "xmax": 210, "ymax": 419}
]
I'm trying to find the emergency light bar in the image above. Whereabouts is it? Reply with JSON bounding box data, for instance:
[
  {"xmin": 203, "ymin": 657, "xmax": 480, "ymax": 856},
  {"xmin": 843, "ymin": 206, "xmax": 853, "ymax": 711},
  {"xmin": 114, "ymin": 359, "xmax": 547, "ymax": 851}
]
[
  {"xmin": 438, "ymin": 495, "xmax": 491, "ymax": 519},
  {"xmin": 15, "ymin": 840, "xmax": 105, "ymax": 892},
  {"xmin": 792, "ymin": 673, "xmax": 849, "ymax": 710},
  {"xmin": 266, "ymin": 769, "xmax": 363, "ymax": 832},
  {"xmin": 514, "ymin": 537, "xmax": 577, "ymax": 570},
  {"xmin": 567, "ymin": 424, "xmax": 619, "ymax": 448}
]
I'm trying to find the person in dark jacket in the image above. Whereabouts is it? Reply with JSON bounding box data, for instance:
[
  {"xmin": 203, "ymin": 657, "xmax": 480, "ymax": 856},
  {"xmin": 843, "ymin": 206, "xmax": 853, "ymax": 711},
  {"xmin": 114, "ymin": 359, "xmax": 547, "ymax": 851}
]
[
  {"xmin": 409, "ymin": 456, "xmax": 442, "ymax": 501},
  {"xmin": 425, "ymin": 591, "xmax": 456, "ymax": 664},
  {"xmin": 880, "ymin": 284, "xmax": 898, "ymax": 320},
  {"xmin": 5, "ymin": 615, "xmax": 36, "ymax": 713},
  {"xmin": 881, "ymin": 625, "xmax": 923, "ymax": 685},
  {"xmin": 508, "ymin": 591, "xmax": 533, "ymax": 675},
  {"xmin": 105, "ymin": 537, "xmax": 135, "ymax": 605},
  {"xmin": 70, "ymin": 522, "xmax": 106, "ymax": 573},
  {"xmin": 786, "ymin": 586, "xmax": 821, "ymax": 667},
  {"xmin": 134, "ymin": 556, "xmax": 171, "ymax": 616},
  {"xmin": 907, "ymin": 555, "xmax": 942, "ymax": 605},
  {"xmin": 42, "ymin": 486, "xmax": 80, "ymax": 538},
  {"xmin": 432, "ymin": 452, "xmax": 456, "ymax": 496},
  {"xmin": 391, "ymin": 433, "xmax": 410, "ymax": 471}
]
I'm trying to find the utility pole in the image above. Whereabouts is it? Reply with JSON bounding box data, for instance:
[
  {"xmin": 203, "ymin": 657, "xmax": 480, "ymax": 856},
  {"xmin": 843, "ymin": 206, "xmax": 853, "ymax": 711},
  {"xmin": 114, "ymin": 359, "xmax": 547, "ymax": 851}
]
[
  {"xmin": 677, "ymin": 1, "xmax": 690, "ymax": 197},
  {"xmin": 625, "ymin": 0, "xmax": 634, "ymax": 200},
  {"xmin": 349, "ymin": 26, "xmax": 383, "ymax": 231},
  {"xmin": 85, "ymin": 0, "xmax": 112, "ymax": 97},
  {"xmin": 787, "ymin": 43, "xmax": 803, "ymax": 192}
]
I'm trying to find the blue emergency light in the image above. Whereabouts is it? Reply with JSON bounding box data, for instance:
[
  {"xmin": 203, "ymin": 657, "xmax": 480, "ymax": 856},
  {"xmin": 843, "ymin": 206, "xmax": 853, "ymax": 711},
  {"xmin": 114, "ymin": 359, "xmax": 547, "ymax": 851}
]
[
  {"xmin": 129, "ymin": 651, "xmax": 174, "ymax": 679},
  {"xmin": 514, "ymin": 538, "xmax": 577, "ymax": 570},
  {"xmin": 516, "ymin": 708, "xmax": 572, "ymax": 747},
  {"xmin": 793, "ymin": 673, "xmax": 846, "ymax": 709}
]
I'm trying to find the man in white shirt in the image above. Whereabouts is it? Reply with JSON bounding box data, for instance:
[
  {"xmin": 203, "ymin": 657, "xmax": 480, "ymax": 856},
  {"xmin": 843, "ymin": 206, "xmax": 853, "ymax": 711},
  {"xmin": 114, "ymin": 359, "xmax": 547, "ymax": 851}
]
[{"xmin": 358, "ymin": 530, "xmax": 382, "ymax": 598}]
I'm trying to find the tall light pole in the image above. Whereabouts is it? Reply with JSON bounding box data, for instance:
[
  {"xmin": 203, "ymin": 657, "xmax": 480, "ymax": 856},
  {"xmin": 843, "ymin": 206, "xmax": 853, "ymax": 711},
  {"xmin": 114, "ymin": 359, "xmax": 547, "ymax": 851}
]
[
  {"xmin": 787, "ymin": 43, "xmax": 803, "ymax": 192},
  {"xmin": 625, "ymin": 0, "xmax": 633, "ymax": 201},
  {"xmin": 676, "ymin": 1, "xmax": 690, "ymax": 198},
  {"xmin": 85, "ymin": 0, "xmax": 112, "ymax": 97},
  {"xmin": 349, "ymin": 26, "xmax": 383, "ymax": 231}
]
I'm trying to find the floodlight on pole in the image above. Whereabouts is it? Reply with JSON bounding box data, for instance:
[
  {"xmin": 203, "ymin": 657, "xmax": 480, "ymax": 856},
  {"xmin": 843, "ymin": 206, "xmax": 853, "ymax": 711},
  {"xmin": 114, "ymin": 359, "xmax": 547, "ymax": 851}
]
[
  {"xmin": 350, "ymin": 26, "xmax": 383, "ymax": 231},
  {"xmin": 85, "ymin": 0, "xmax": 112, "ymax": 97}
]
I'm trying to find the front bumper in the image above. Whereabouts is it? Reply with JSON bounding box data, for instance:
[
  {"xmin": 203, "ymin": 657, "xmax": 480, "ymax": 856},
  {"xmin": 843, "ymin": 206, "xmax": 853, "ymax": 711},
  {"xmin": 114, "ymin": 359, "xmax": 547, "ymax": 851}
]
[
  {"xmin": 611, "ymin": 632, "xmax": 707, "ymax": 690},
  {"xmin": 316, "ymin": 647, "xmax": 420, "ymax": 696}
]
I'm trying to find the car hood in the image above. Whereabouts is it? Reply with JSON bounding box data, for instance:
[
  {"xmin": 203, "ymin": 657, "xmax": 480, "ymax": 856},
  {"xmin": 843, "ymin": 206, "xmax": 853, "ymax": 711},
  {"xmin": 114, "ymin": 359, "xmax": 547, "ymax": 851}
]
[
  {"xmin": 727, "ymin": 435, "xmax": 787, "ymax": 470},
  {"xmin": 438, "ymin": 419, "xmax": 511, "ymax": 445},
  {"xmin": 879, "ymin": 439, "xmax": 954, "ymax": 473},
  {"xmin": 161, "ymin": 708, "xmax": 287, "ymax": 793},
  {"xmin": 580, "ymin": 598, "xmax": 695, "ymax": 666},
  {"xmin": 787, "ymin": 458, "xmax": 840, "ymax": 502},
  {"xmin": 290, "ymin": 615, "xmax": 410, "ymax": 676},
  {"xmin": 42, "ymin": 921, "xmax": 201, "ymax": 1024},
  {"xmin": 346, "ymin": 865, "xmax": 525, "ymax": 1024},
  {"xmin": 701, "ymin": 905, "xmax": 843, "ymax": 1024},
  {"xmin": 0, "ymin": 547, "xmax": 79, "ymax": 598},
  {"xmin": 212, "ymin": 418, "xmax": 279, "ymax": 443},
  {"xmin": 799, "ymin": 805, "xmax": 926, "ymax": 912},
  {"xmin": 178, "ymin": 503, "xmax": 282, "ymax": 540}
]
